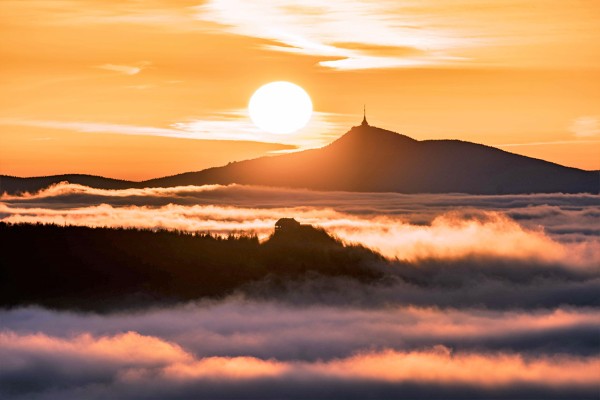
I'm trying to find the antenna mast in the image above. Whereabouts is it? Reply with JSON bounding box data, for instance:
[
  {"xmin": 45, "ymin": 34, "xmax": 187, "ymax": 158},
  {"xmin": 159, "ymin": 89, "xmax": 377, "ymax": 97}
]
[{"xmin": 361, "ymin": 104, "xmax": 369, "ymax": 126}]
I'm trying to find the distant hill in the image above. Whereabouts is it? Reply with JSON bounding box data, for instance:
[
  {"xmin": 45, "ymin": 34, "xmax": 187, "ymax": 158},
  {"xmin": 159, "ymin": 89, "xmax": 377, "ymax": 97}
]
[
  {"xmin": 2, "ymin": 124, "xmax": 598, "ymax": 194},
  {"xmin": 0, "ymin": 174, "xmax": 134, "ymax": 195}
]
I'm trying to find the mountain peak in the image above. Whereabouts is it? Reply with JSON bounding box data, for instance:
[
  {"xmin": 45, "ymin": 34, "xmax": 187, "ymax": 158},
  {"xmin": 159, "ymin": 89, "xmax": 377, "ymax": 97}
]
[
  {"xmin": 86, "ymin": 121, "xmax": 600, "ymax": 194},
  {"xmin": 327, "ymin": 123, "xmax": 418, "ymax": 152}
]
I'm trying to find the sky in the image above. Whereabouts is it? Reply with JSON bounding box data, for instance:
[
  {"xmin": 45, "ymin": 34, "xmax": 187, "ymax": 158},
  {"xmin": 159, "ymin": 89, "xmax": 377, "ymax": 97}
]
[{"xmin": 1, "ymin": 0, "xmax": 599, "ymax": 180}]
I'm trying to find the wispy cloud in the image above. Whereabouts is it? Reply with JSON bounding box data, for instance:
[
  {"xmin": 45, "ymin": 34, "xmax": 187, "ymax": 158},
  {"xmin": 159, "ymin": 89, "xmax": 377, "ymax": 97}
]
[
  {"xmin": 495, "ymin": 116, "xmax": 600, "ymax": 150},
  {"xmin": 6, "ymin": 0, "xmax": 598, "ymax": 71},
  {"xmin": 497, "ymin": 139, "xmax": 600, "ymax": 147},
  {"xmin": 194, "ymin": 0, "xmax": 472, "ymax": 70},
  {"xmin": 125, "ymin": 84, "xmax": 155, "ymax": 90},
  {"xmin": 0, "ymin": 111, "xmax": 347, "ymax": 149},
  {"xmin": 0, "ymin": 118, "xmax": 183, "ymax": 138},
  {"xmin": 95, "ymin": 62, "xmax": 151, "ymax": 75},
  {"xmin": 570, "ymin": 116, "xmax": 600, "ymax": 138},
  {"xmin": 173, "ymin": 110, "xmax": 347, "ymax": 148},
  {"xmin": 4, "ymin": 1, "xmax": 201, "ymax": 31}
]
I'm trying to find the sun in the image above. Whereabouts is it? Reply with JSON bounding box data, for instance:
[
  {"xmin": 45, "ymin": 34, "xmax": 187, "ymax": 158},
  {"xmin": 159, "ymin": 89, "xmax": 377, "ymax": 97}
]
[{"xmin": 249, "ymin": 81, "xmax": 313, "ymax": 134}]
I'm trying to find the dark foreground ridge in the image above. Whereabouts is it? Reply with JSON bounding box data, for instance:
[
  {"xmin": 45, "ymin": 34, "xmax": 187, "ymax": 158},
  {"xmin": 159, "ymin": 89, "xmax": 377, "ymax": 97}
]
[
  {"xmin": 2, "ymin": 123, "xmax": 598, "ymax": 194},
  {"xmin": 0, "ymin": 220, "xmax": 383, "ymax": 311},
  {"xmin": 2, "ymin": 220, "xmax": 599, "ymax": 312}
]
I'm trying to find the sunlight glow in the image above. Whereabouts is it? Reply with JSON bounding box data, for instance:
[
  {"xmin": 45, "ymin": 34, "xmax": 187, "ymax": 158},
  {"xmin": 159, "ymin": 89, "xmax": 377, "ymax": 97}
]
[{"xmin": 248, "ymin": 81, "xmax": 313, "ymax": 134}]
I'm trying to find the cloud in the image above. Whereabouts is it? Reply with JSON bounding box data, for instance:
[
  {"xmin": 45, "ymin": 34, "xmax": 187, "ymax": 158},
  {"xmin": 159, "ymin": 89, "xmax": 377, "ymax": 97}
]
[
  {"xmin": 497, "ymin": 139, "xmax": 600, "ymax": 147},
  {"xmin": 2, "ymin": 327, "xmax": 599, "ymax": 399},
  {"xmin": 7, "ymin": 183, "xmax": 600, "ymax": 240},
  {"xmin": 172, "ymin": 110, "xmax": 346, "ymax": 148},
  {"xmin": 570, "ymin": 116, "xmax": 600, "ymax": 138},
  {"xmin": 2, "ymin": 183, "xmax": 599, "ymax": 398},
  {"xmin": 3, "ymin": 303, "xmax": 599, "ymax": 360},
  {"xmin": 2, "ymin": 183, "xmax": 599, "ymax": 267},
  {"xmin": 246, "ymin": 270, "xmax": 600, "ymax": 311},
  {"xmin": 95, "ymin": 62, "xmax": 151, "ymax": 75},
  {"xmin": 194, "ymin": 0, "xmax": 473, "ymax": 70},
  {"xmin": 0, "ymin": 204, "xmax": 576, "ymax": 263},
  {"xmin": 5, "ymin": 1, "xmax": 201, "ymax": 32},
  {"xmin": 0, "ymin": 110, "xmax": 345, "ymax": 149},
  {"xmin": 0, "ymin": 183, "xmax": 227, "ymax": 201},
  {"xmin": 125, "ymin": 84, "xmax": 155, "ymax": 90},
  {"xmin": 0, "ymin": 118, "xmax": 188, "ymax": 139}
]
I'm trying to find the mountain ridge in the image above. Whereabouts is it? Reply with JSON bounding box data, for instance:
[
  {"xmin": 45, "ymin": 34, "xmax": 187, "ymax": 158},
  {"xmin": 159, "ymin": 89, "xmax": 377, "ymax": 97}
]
[
  {"xmin": 141, "ymin": 124, "xmax": 598, "ymax": 194},
  {"xmin": 2, "ymin": 124, "xmax": 598, "ymax": 195}
]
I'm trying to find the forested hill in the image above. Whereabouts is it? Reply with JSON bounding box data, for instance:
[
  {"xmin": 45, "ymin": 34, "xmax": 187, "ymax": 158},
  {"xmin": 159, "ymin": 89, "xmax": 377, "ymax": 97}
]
[{"xmin": 0, "ymin": 221, "xmax": 382, "ymax": 311}]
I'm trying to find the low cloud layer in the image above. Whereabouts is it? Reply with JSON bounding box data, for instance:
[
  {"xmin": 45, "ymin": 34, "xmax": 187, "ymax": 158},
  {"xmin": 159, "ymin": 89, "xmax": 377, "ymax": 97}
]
[
  {"xmin": 4, "ymin": 182, "xmax": 597, "ymax": 237},
  {"xmin": 3, "ymin": 303, "xmax": 599, "ymax": 360},
  {"xmin": 2, "ymin": 183, "xmax": 599, "ymax": 266},
  {"xmin": 2, "ymin": 183, "xmax": 598, "ymax": 399},
  {"xmin": 1, "ymin": 303, "xmax": 599, "ymax": 399}
]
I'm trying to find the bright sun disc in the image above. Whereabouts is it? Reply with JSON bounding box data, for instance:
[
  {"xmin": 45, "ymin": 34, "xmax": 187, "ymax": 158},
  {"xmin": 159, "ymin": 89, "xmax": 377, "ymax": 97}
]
[{"xmin": 249, "ymin": 81, "xmax": 313, "ymax": 134}]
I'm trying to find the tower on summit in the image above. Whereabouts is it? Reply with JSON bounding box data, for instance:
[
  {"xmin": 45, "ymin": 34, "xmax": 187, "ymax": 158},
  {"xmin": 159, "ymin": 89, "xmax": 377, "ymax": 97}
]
[{"xmin": 361, "ymin": 105, "xmax": 369, "ymax": 126}]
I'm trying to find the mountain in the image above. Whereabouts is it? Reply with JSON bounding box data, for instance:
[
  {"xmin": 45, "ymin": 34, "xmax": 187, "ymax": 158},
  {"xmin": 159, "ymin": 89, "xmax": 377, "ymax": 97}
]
[
  {"xmin": 1, "ymin": 220, "xmax": 382, "ymax": 311},
  {"xmin": 0, "ymin": 174, "xmax": 134, "ymax": 195},
  {"xmin": 142, "ymin": 124, "xmax": 598, "ymax": 194},
  {"xmin": 2, "ymin": 124, "xmax": 598, "ymax": 195}
]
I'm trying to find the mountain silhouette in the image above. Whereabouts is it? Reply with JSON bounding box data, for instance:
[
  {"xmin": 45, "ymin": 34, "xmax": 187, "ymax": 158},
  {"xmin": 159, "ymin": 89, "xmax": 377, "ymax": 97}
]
[
  {"xmin": 2, "ymin": 124, "xmax": 598, "ymax": 194},
  {"xmin": 142, "ymin": 124, "xmax": 598, "ymax": 194},
  {"xmin": 1, "ymin": 220, "xmax": 382, "ymax": 310},
  {"xmin": 0, "ymin": 174, "xmax": 134, "ymax": 195}
]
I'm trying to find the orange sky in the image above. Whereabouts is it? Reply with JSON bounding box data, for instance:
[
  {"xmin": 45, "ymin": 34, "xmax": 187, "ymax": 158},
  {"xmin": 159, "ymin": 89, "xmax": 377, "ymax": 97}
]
[{"xmin": 1, "ymin": 0, "xmax": 599, "ymax": 180}]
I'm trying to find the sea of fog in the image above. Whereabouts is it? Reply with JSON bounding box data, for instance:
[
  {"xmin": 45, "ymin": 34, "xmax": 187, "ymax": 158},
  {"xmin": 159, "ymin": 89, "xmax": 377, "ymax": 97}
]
[{"xmin": 1, "ymin": 183, "xmax": 599, "ymax": 399}]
